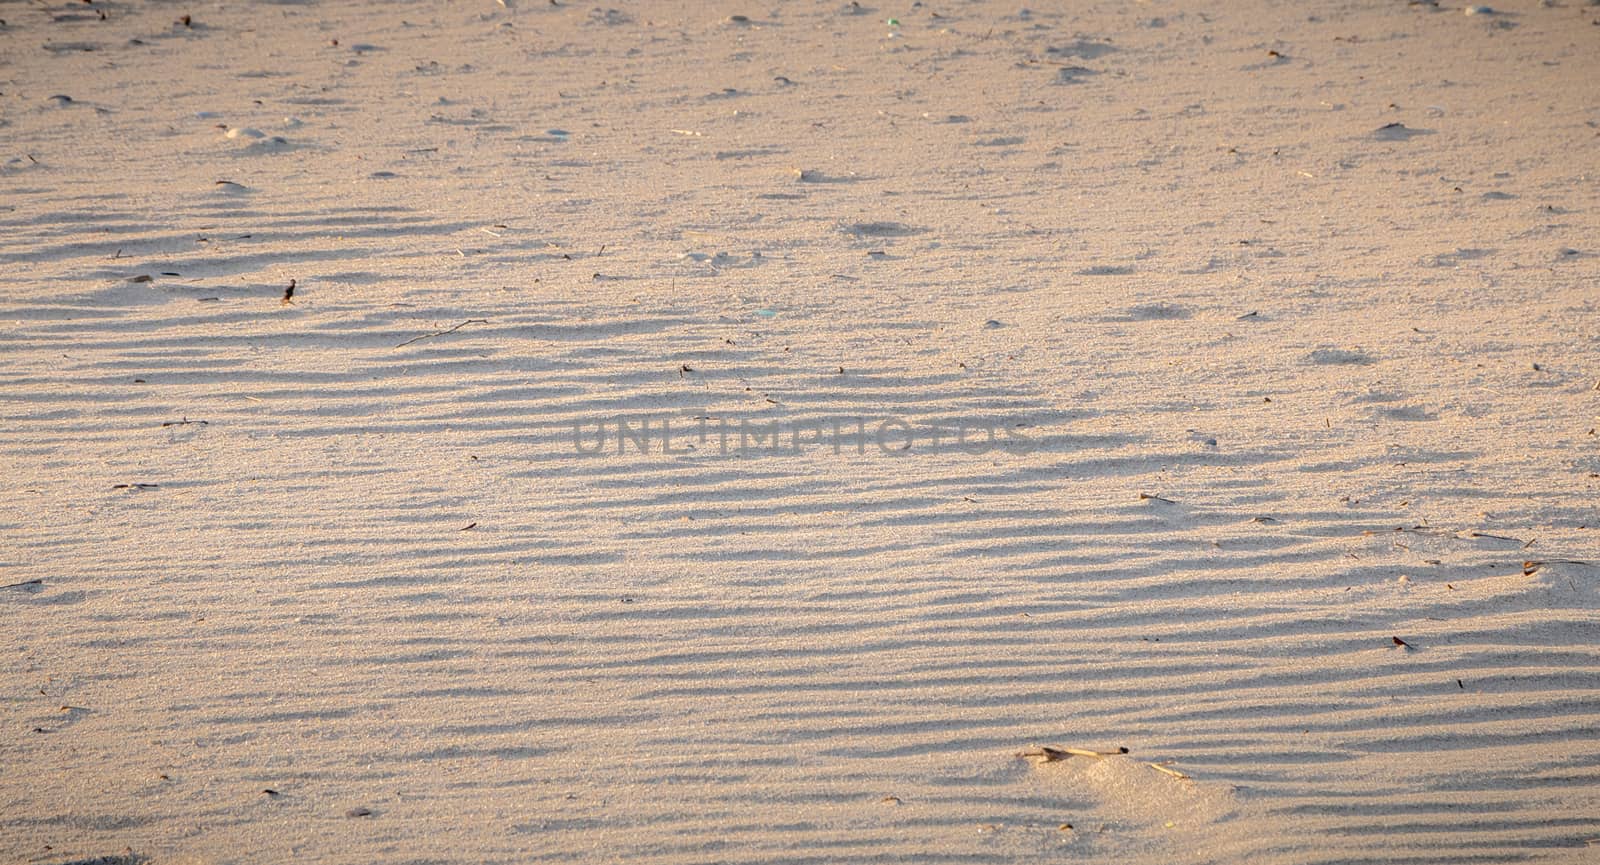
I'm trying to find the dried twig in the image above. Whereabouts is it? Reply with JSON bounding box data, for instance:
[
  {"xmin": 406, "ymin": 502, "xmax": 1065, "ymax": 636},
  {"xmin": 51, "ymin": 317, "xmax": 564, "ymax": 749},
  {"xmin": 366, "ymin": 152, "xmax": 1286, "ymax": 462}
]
[
  {"xmin": 1139, "ymin": 493, "xmax": 1175, "ymax": 504},
  {"xmin": 161, "ymin": 418, "xmax": 208, "ymax": 427},
  {"xmin": 1148, "ymin": 762, "xmax": 1190, "ymax": 780},
  {"xmin": 396, "ymin": 318, "xmax": 488, "ymax": 348},
  {"xmin": 1018, "ymin": 746, "xmax": 1129, "ymax": 762},
  {"xmin": 1523, "ymin": 560, "xmax": 1595, "ymax": 576}
]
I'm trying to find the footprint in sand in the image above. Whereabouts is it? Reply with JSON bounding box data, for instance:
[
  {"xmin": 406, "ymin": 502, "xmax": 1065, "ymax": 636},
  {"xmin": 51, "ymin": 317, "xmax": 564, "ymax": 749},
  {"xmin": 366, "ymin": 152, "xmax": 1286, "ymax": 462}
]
[
  {"xmin": 1020, "ymin": 751, "xmax": 1267, "ymax": 858},
  {"xmin": 1307, "ymin": 346, "xmax": 1374, "ymax": 365}
]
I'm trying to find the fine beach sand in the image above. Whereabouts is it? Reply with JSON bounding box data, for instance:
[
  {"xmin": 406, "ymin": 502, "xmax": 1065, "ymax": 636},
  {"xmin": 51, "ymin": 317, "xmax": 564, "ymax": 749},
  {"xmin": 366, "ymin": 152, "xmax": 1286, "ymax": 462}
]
[{"xmin": 3, "ymin": 0, "xmax": 1599, "ymax": 862}]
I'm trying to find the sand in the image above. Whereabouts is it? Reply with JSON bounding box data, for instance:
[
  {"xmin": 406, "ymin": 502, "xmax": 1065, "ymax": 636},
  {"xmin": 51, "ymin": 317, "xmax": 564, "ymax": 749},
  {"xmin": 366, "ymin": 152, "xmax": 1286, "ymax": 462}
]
[{"xmin": 2, "ymin": 0, "xmax": 1598, "ymax": 862}]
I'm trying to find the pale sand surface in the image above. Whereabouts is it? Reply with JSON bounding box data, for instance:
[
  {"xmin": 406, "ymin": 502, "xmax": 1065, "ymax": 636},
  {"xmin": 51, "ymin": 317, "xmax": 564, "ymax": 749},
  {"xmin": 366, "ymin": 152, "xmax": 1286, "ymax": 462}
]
[{"xmin": 2, "ymin": 0, "xmax": 1599, "ymax": 862}]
